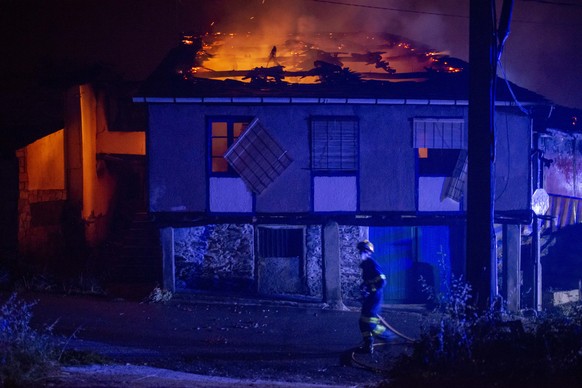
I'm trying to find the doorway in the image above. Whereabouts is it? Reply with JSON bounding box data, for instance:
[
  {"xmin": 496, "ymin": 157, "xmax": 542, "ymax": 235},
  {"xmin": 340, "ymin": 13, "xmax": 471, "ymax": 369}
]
[{"xmin": 369, "ymin": 226, "xmax": 451, "ymax": 303}]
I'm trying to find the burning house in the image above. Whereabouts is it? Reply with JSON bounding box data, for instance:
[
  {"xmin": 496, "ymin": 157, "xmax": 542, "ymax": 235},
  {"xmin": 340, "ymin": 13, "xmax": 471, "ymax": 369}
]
[
  {"xmin": 4, "ymin": 29, "xmax": 581, "ymax": 308},
  {"xmin": 133, "ymin": 31, "xmax": 554, "ymax": 308}
]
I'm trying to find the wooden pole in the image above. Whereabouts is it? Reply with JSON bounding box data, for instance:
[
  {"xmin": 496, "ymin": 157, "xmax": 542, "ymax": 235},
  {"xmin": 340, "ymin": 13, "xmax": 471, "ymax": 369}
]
[{"xmin": 467, "ymin": 0, "xmax": 497, "ymax": 310}]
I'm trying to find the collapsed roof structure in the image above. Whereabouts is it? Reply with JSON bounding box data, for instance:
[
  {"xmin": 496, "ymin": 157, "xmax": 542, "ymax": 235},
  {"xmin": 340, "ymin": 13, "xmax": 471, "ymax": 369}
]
[{"xmin": 137, "ymin": 31, "xmax": 547, "ymax": 105}]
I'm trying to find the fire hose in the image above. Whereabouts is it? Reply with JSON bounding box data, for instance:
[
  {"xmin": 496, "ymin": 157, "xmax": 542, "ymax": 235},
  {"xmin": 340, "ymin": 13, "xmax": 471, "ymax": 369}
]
[{"xmin": 378, "ymin": 314, "xmax": 415, "ymax": 343}]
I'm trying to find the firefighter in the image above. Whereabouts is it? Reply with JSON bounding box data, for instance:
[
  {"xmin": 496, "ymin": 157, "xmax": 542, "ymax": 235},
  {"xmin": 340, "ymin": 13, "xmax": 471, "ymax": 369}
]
[{"xmin": 357, "ymin": 239, "xmax": 397, "ymax": 353}]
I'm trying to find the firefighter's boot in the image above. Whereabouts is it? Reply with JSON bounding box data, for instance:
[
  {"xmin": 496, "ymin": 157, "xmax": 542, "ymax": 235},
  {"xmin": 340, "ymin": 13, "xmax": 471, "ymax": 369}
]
[{"xmin": 363, "ymin": 336, "xmax": 374, "ymax": 354}]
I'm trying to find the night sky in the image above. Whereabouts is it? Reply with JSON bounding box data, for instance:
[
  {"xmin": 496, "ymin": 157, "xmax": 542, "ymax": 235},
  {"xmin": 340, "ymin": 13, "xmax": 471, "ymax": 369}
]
[{"xmin": 2, "ymin": 0, "xmax": 582, "ymax": 109}]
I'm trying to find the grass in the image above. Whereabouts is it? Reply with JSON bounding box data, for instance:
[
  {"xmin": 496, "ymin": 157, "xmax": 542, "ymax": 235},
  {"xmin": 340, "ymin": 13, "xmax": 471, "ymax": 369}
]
[
  {"xmin": 382, "ymin": 276, "xmax": 582, "ymax": 388},
  {"xmin": 0, "ymin": 292, "xmax": 108, "ymax": 387}
]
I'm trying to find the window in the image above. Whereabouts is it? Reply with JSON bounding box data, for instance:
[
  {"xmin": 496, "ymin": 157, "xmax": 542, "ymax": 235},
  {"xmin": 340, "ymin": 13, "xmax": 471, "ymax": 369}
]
[
  {"xmin": 311, "ymin": 117, "xmax": 358, "ymax": 172},
  {"xmin": 413, "ymin": 118, "xmax": 465, "ymax": 149},
  {"xmin": 209, "ymin": 117, "xmax": 251, "ymax": 174},
  {"xmin": 413, "ymin": 118, "xmax": 466, "ymax": 206},
  {"xmin": 258, "ymin": 227, "xmax": 304, "ymax": 258}
]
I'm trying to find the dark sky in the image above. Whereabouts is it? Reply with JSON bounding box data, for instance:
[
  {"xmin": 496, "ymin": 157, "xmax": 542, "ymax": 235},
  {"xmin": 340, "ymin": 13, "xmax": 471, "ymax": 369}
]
[{"xmin": 2, "ymin": 0, "xmax": 582, "ymax": 109}]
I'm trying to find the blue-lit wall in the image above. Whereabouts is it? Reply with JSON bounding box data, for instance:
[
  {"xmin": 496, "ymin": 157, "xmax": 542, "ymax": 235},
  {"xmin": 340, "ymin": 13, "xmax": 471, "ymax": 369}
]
[{"xmin": 146, "ymin": 102, "xmax": 531, "ymax": 215}]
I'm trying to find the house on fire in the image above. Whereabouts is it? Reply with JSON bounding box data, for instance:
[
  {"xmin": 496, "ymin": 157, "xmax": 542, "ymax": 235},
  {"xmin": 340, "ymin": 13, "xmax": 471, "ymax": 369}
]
[
  {"xmin": 4, "ymin": 32, "xmax": 581, "ymax": 308},
  {"xmin": 132, "ymin": 32, "xmax": 563, "ymax": 309}
]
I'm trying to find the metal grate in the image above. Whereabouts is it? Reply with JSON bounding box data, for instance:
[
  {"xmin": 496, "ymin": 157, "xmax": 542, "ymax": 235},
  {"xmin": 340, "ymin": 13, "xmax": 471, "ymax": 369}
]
[
  {"xmin": 224, "ymin": 118, "xmax": 292, "ymax": 194},
  {"xmin": 258, "ymin": 227, "xmax": 303, "ymax": 257}
]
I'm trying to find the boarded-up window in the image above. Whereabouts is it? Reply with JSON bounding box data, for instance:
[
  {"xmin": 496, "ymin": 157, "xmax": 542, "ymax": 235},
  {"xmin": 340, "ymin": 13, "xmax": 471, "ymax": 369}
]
[
  {"xmin": 311, "ymin": 117, "xmax": 358, "ymax": 172},
  {"xmin": 224, "ymin": 118, "xmax": 292, "ymax": 194}
]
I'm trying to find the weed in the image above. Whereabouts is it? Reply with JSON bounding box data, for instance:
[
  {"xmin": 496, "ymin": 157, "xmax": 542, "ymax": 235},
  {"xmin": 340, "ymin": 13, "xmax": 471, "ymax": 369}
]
[
  {"xmin": 0, "ymin": 293, "xmax": 59, "ymax": 386},
  {"xmin": 385, "ymin": 273, "xmax": 582, "ymax": 388}
]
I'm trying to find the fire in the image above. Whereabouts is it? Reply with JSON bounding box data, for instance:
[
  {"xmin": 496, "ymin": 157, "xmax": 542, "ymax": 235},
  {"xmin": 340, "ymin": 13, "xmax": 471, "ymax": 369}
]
[{"xmin": 177, "ymin": 32, "xmax": 465, "ymax": 84}]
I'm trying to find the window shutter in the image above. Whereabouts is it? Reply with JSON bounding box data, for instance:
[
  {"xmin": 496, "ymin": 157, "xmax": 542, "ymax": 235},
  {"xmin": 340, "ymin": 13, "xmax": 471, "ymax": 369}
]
[
  {"xmin": 224, "ymin": 118, "xmax": 292, "ymax": 194},
  {"xmin": 311, "ymin": 118, "xmax": 358, "ymax": 171},
  {"xmin": 413, "ymin": 118, "xmax": 465, "ymax": 149}
]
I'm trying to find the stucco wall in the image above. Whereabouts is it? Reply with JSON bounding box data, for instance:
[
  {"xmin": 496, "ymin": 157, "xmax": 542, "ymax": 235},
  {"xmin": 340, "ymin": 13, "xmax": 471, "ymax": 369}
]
[
  {"xmin": 147, "ymin": 102, "xmax": 531, "ymax": 214},
  {"xmin": 494, "ymin": 109, "xmax": 532, "ymax": 210},
  {"xmin": 148, "ymin": 104, "xmax": 207, "ymax": 212}
]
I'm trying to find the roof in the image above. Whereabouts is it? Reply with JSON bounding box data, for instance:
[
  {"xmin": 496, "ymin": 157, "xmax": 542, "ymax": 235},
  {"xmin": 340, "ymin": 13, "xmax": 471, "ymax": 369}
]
[{"xmin": 136, "ymin": 32, "xmax": 548, "ymax": 105}]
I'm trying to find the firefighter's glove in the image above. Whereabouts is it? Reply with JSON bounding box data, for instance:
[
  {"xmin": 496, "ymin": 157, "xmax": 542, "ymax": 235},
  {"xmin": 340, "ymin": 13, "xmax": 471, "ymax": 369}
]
[{"xmin": 360, "ymin": 284, "xmax": 370, "ymax": 299}]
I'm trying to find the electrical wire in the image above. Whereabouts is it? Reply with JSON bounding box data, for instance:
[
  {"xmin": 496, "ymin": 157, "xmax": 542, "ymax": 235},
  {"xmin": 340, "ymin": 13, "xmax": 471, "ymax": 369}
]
[
  {"xmin": 310, "ymin": 0, "xmax": 467, "ymax": 18},
  {"xmin": 497, "ymin": 60, "xmax": 530, "ymax": 115}
]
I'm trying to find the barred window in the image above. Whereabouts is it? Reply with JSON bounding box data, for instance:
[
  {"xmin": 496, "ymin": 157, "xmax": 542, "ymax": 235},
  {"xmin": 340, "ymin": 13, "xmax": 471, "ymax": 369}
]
[
  {"xmin": 258, "ymin": 227, "xmax": 303, "ymax": 258},
  {"xmin": 311, "ymin": 117, "xmax": 358, "ymax": 172}
]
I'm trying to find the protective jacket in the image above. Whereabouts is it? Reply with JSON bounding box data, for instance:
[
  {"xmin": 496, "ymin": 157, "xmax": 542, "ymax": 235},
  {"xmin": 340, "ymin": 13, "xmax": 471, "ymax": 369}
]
[{"xmin": 359, "ymin": 257, "xmax": 389, "ymax": 340}]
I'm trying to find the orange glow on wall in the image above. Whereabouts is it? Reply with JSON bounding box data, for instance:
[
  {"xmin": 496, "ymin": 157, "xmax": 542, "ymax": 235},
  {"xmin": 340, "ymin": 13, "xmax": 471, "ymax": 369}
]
[
  {"xmin": 418, "ymin": 148, "xmax": 428, "ymax": 158},
  {"xmin": 26, "ymin": 129, "xmax": 65, "ymax": 190}
]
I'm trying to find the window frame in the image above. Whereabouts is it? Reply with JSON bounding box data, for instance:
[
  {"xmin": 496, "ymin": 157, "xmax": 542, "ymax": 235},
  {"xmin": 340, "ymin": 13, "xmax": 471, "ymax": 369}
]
[
  {"xmin": 413, "ymin": 117, "xmax": 467, "ymax": 208},
  {"xmin": 207, "ymin": 116, "xmax": 253, "ymax": 176}
]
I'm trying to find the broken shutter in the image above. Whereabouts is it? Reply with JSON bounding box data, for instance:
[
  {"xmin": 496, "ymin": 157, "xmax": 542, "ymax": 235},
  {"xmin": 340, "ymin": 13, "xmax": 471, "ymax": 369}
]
[
  {"xmin": 441, "ymin": 149, "xmax": 468, "ymax": 202},
  {"xmin": 224, "ymin": 118, "xmax": 292, "ymax": 194}
]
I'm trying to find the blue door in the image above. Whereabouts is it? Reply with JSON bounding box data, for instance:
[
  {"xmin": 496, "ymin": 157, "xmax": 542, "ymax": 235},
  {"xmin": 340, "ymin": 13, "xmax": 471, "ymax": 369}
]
[{"xmin": 369, "ymin": 226, "xmax": 451, "ymax": 303}]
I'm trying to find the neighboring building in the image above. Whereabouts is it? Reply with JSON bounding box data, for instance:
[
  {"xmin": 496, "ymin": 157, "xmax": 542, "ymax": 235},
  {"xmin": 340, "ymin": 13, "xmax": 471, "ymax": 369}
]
[
  {"xmin": 4, "ymin": 79, "xmax": 151, "ymax": 285},
  {"xmin": 133, "ymin": 33, "xmax": 554, "ymax": 309}
]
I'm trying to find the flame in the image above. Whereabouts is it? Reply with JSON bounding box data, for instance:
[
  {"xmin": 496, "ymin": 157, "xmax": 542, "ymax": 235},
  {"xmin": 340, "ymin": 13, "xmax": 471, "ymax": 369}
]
[{"xmin": 180, "ymin": 32, "xmax": 464, "ymax": 84}]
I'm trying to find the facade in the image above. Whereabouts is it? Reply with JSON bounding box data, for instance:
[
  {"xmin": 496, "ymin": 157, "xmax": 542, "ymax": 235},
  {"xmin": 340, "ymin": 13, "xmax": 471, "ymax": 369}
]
[
  {"xmin": 134, "ymin": 35, "xmax": 546, "ymax": 308},
  {"xmin": 11, "ymin": 82, "xmax": 148, "ymax": 281}
]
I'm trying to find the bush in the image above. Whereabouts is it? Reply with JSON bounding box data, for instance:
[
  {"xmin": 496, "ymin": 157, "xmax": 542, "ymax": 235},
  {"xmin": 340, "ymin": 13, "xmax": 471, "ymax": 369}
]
[
  {"xmin": 0, "ymin": 293, "xmax": 59, "ymax": 387},
  {"xmin": 384, "ymin": 277, "xmax": 582, "ymax": 388}
]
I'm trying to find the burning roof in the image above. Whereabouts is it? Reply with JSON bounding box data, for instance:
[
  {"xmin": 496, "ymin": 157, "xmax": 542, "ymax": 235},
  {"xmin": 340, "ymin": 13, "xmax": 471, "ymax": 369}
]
[{"xmin": 138, "ymin": 31, "xmax": 547, "ymax": 104}]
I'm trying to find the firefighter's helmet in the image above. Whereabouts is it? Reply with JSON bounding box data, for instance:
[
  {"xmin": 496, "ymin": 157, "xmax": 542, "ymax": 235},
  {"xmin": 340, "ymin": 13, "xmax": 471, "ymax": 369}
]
[{"xmin": 356, "ymin": 240, "xmax": 374, "ymax": 253}]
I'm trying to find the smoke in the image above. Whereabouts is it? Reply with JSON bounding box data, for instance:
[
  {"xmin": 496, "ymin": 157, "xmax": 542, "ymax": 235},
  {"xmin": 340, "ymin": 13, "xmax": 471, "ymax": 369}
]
[{"xmin": 209, "ymin": 0, "xmax": 582, "ymax": 108}]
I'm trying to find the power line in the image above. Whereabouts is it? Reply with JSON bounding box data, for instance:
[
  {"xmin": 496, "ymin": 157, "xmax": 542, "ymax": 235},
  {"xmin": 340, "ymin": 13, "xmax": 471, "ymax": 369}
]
[
  {"xmin": 522, "ymin": 0, "xmax": 582, "ymax": 7},
  {"xmin": 310, "ymin": 0, "xmax": 467, "ymax": 19},
  {"xmin": 310, "ymin": 0, "xmax": 582, "ymax": 27}
]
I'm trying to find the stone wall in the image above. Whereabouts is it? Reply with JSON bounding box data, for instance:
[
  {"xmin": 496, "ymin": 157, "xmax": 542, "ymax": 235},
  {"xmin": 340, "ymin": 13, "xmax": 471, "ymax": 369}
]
[
  {"xmin": 305, "ymin": 225, "xmax": 323, "ymax": 299},
  {"xmin": 173, "ymin": 223, "xmax": 362, "ymax": 302},
  {"xmin": 340, "ymin": 225, "xmax": 367, "ymax": 304},
  {"xmin": 17, "ymin": 149, "xmax": 67, "ymax": 265},
  {"xmin": 174, "ymin": 224, "xmax": 255, "ymax": 292}
]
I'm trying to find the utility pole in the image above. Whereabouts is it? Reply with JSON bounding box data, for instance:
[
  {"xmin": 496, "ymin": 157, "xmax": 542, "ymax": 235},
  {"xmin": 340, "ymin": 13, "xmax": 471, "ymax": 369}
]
[{"xmin": 467, "ymin": 0, "xmax": 498, "ymax": 310}]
